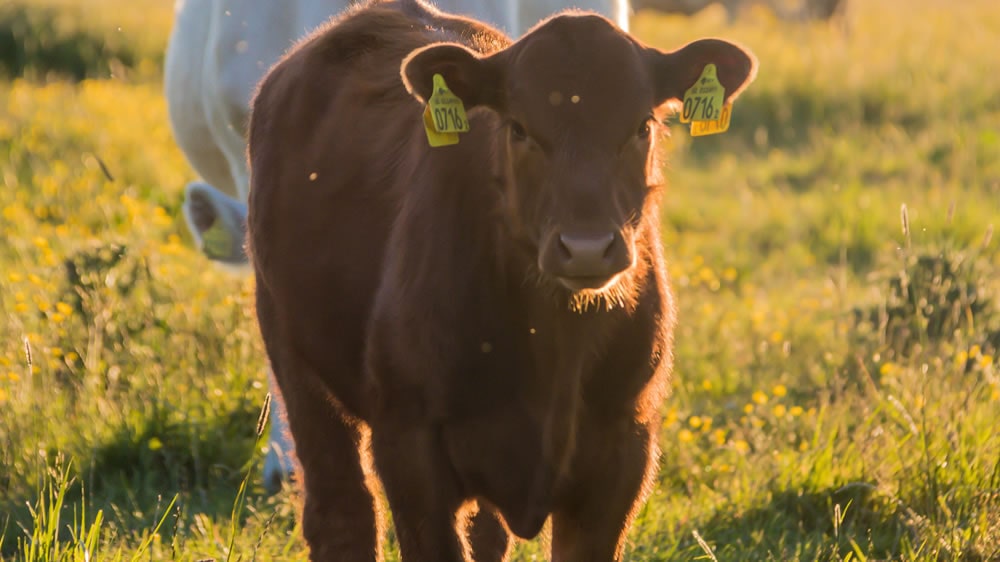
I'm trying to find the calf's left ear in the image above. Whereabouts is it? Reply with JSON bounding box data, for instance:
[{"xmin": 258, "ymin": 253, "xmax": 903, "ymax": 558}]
[
  {"xmin": 401, "ymin": 43, "xmax": 505, "ymax": 110},
  {"xmin": 647, "ymin": 38, "xmax": 758, "ymax": 107}
]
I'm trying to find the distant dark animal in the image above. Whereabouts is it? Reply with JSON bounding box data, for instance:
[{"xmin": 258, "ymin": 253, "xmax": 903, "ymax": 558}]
[{"xmin": 247, "ymin": 0, "xmax": 756, "ymax": 560}]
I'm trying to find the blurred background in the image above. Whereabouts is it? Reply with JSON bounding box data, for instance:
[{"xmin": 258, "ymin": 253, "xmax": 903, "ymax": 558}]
[{"xmin": 1, "ymin": 0, "xmax": 998, "ymax": 560}]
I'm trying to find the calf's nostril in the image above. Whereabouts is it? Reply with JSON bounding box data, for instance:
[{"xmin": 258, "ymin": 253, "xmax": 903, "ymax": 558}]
[
  {"xmin": 557, "ymin": 236, "xmax": 573, "ymax": 261},
  {"xmin": 603, "ymin": 234, "xmax": 618, "ymax": 259}
]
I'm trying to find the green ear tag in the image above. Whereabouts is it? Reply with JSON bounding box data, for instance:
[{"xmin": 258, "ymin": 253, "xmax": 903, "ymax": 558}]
[
  {"xmin": 681, "ymin": 64, "xmax": 725, "ymax": 124},
  {"xmin": 427, "ymin": 73, "xmax": 470, "ymax": 134}
]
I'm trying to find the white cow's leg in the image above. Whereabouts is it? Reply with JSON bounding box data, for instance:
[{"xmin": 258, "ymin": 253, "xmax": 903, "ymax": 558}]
[
  {"xmin": 262, "ymin": 365, "xmax": 297, "ymax": 492},
  {"xmin": 165, "ymin": 0, "xmax": 241, "ymax": 198}
]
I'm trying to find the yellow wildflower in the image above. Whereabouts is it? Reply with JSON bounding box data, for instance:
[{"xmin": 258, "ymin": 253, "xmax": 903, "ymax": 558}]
[
  {"xmin": 678, "ymin": 429, "xmax": 695, "ymax": 443},
  {"xmin": 147, "ymin": 437, "xmax": 163, "ymax": 451},
  {"xmin": 790, "ymin": 406, "xmax": 804, "ymax": 417},
  {"xmin": 772, "ymin": 404, "xmax": 787, "ymax": 418},
  {"xmin": 743, "ymin": 403, "xmax": 754, "ymax": 414},
  {"xmin": 55, "ymin": 302, "xmax": 73, "ymax": 316},
  {"xmin": 663, "ymin": 407, "xmax": 678, "ymax": 427},
  {"xmin": 752, "ymin": 391, "xmax": 768, "ymax": 405},
  {"xmin": 981, "ymin": 355, "xmax": 994, "ymax": 369},
  {"xmin": 772, "ymin": 384, "xmax": 788, "ymax": 397},
  {"xmin": 688, "ymin": 416, "xmax": 702, "ymax": 429},
  {"xmin": 152, "ymin": 206, "xmax": 172, "ymax": 227},
  {"xmin": 733, "ymin": 440, "xmax": 750, "ymax": 454},
  {"xmin": 697, "ymin": 267, "xmax": 716, "ymax": 284},
  {"xmin": 711, "ymin": 429, "xmax": 727, "ymax": 446}
]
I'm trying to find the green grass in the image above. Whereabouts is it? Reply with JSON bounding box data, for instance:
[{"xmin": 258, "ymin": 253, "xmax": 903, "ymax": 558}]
[{"xmin": 2, "ymin": 0, "xmax": 999, "ymax": 559}]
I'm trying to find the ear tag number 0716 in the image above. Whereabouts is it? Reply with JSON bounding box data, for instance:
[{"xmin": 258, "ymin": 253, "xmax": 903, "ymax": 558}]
[
  {"xmin": 423, "ymin": 73, "xmax": 470, "ymax": 147},
  {"xmin": 681, "ymin": 63, "xmax": 732, "ymax": 136}
]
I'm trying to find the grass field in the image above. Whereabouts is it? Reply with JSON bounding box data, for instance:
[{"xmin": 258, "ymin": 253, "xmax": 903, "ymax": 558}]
[{"xmin": 1, "ymin": 0, "xmax": 999, "ymax": 560}]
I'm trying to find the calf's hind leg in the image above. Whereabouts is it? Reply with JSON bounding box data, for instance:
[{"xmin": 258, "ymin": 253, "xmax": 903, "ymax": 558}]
[{"xmin": 275, "ymin": 357, "xmax": 383, "ymax": 561}]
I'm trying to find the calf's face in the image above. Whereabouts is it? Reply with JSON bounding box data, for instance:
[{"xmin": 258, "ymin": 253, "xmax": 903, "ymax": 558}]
[{"xmin": 403, "ymin": 14, "xmax": 756, "ymax": 295}]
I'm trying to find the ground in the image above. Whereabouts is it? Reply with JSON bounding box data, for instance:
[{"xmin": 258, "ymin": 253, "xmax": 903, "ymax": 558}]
[{"xmin": 1, "ymin": 0, "xmax": 999, "ymax": 559}]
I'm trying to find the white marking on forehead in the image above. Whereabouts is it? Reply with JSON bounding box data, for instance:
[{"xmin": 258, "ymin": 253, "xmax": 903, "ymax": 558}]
[
  {"xmin": 571, "ymin": 95, "xmax": 581, "ymax": 104},
  {"xmin": 548, "ymin": 91, "xmax": 564, "ymax": 106}
]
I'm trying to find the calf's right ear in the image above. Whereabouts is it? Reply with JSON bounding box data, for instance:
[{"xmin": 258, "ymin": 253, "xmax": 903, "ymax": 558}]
[{"xmin": 401, "ymin": 43, "xmax": 505, "ymax": 110}]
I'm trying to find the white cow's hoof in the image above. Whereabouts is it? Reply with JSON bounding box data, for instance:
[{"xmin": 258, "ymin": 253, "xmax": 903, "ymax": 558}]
[{"xmin": 182, "ymin": 181, "xmax": 250, "ymax": 266}]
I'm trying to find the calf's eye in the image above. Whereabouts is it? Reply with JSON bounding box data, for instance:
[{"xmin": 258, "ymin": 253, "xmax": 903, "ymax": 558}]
[
  {"xmin": 509, "ymin": 120, "xmax": 528, "ymax": 141},
  {"xmin": 637, "ymin": 118, "xmax": 652, "ymax": 140}
]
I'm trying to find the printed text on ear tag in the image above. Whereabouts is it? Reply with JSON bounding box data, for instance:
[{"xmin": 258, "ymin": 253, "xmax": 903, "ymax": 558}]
[
  {"xmin": 428, "ymin": 73, "xmax": 470, "ymax": 134},
  {"xmin": 690, "ymin": 102, "xmax": 732, "ymax": 137},
  {"xmin": 681, "ymin": 64, "xmax": 725, "ymax": 124},
  {"xmin": 423, "ymin": 106, "xmax": 459, "ymax": 147}
]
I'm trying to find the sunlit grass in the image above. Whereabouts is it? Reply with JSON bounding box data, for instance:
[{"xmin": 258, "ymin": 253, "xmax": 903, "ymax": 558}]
[{"xmin": 2, "ymin": 0, "xmax": 999, "ymax": 559}]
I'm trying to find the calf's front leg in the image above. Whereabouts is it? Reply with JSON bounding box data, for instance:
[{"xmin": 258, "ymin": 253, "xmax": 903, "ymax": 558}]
[
  {"xmin": 550, "ymin": 420, "xmax": 658, "ymax": 562},
  {"xmin": 371, "ymin": 423, "xmax": 469, "ymax": 562}
]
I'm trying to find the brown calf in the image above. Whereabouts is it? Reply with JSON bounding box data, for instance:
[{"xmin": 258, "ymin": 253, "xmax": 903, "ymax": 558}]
[{"xmin": 247, "ymin": 0, "xmax": 756, "ymax": 560}]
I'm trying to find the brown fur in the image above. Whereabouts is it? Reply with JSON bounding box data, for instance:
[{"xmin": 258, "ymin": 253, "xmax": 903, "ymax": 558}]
[{"xmin": 247, "ymin": 0, "xmax": 756, "ymax": 560}]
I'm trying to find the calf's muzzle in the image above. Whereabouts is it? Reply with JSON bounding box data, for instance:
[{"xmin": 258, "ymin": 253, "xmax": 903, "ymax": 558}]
[{"xmin": 543, "ymin": 230, "xmax": 632, "ymax": 291}]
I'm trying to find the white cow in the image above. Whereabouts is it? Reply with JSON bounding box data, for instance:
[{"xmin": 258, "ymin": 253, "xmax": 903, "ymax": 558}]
[{"xmin": 164, "ymin": 0, "xmax": 631, "ymax": 491}]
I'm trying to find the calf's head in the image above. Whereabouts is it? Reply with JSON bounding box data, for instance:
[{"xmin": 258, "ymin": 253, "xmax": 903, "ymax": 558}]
[{"xmin": 403, "ymin": 14, "xmax": 756, "ymax": 296}]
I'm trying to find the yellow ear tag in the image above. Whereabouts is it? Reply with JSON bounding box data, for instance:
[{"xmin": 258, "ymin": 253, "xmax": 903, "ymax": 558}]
[
  {"xmin": 423, "ymin": 106, "xmax": 460, "ymax": 147},
  {"xmin": 428, "ymin": 73, "xmax": 470, "ymax": 131},
  {"xmin": 681, "ymin": 64, "xmax": 725, "ymax": 124},
  {"xmin": 681, "ymin": 63, "xmax": 732, "ymax": 136},
  {"xmin": 690, "ymin": 102, "xmax": 732, "ymax": 137}
]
